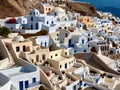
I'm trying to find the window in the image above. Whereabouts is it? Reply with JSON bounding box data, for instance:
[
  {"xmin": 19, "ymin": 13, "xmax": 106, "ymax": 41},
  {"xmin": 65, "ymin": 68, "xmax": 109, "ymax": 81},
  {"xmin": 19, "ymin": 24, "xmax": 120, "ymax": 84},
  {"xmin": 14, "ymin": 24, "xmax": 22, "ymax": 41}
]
[
  {"xmin": 84, "ymin": 50, "xmax": 86, "ymax": 52},
  {"xmin": 42, "ymin": 54, "xmax": 46, "ymax": 60},
  {"xmin": 54, "ymin": 13, "xmax": 57, "ymax": 16},
  {"xmin": 65, "ymin": 52, "xmax": 67, "ymax": 55},
  {"xmin": 51, "ymin": 56, "xmax": 53, "ymax": 59},
  {"xmin": 82, "ymin": 39, "xmax": 84, "ymax": 44},
  {"xmin": 65, "ymin": 63, "xmax": 67, "ymax": 69},
  {"xmin": 51, "ymin": 21, "xmax": 54, "ymax": 24},
  {"xmin": 25, "ymin": 80, "xmax": 29, "ymax": 88},
  {"xmin": 31, "ymin": 17, "xmax": 33, "ymax": 21},
  {"xmin": 31, "ymin": 59, "xmax": 34, "ymax": 63},
  {"xmin": 16, "ymin": 46, "xmax": 20, "ymax": 52},
  {"xmin": 59, "ymin": 27, "xmax": 62, "ymax": 29},
  {"xmin": 36, "ymin": 55, "xmax": 39, "ymax": 62},
  {"xmin": 23, "ymin": 46, "xmax": 26, "ymax": 52},
  {"xmin": 45, "ymin": 42, "xmax": 47, "ymax": 47},
  {"xmin": 88, "ymin": 44, "xmax": 90, "ymax": 47},
  {"xmin": 60, "ymin": 65, "xmax": 62, "ymax": 68},
  {"xmin": 11, "ymin": 27, "xmax": 13, "ymax": 30},
  {"xmin": 64, "ymin": 27, "xmax": 67, "ymax": 29},
  {"xmin": 32, "ymin": 78, "xmax": 36, "ymax": 83},
  {"xmin": 46, "ymin": 21, "xmax": 49, "ymax": 24}
]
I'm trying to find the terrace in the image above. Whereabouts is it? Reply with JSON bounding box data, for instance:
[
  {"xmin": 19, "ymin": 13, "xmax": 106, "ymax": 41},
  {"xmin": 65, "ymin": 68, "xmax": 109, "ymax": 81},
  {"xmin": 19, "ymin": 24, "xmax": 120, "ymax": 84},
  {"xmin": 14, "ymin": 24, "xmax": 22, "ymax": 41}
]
[
  {"xmin": 41, "ymin": 66, "xmax": 63, "ymax": 84},
  {"xmin": 1, "ymin": 66, "xmax": 33, "ymax": 78}
]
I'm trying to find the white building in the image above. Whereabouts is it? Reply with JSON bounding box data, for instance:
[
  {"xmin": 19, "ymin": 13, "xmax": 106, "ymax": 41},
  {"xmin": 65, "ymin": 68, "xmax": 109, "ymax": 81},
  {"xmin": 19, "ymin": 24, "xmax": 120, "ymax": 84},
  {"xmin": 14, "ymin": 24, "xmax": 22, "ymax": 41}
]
[
  {"xmin": 0, "ymin": 39, "xmax": 40, "ymax": 90},
  {"xmin": 35, "ymin": 35, "xmax": 50, "ymax": 47}
]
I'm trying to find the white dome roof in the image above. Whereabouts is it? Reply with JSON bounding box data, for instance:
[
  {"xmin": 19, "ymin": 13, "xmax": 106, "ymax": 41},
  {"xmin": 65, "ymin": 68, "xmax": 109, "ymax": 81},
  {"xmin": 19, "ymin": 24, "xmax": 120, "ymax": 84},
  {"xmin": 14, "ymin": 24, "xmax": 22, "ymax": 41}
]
[
  {"xmin": 52, "ymin": 7, "xmax": 65, "ymax": 13},
  {"xmin": 13, "ymin": 36, "xmax": 24, "ymax": 42}
]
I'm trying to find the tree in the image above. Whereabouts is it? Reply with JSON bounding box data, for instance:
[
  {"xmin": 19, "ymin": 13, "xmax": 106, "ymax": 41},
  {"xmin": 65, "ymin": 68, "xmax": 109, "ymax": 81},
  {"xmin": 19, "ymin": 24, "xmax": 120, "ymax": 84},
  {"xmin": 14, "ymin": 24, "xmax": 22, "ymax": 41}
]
[{"xmin": 0, "ymin": 26, "xmax": 11, "ymax": 37}]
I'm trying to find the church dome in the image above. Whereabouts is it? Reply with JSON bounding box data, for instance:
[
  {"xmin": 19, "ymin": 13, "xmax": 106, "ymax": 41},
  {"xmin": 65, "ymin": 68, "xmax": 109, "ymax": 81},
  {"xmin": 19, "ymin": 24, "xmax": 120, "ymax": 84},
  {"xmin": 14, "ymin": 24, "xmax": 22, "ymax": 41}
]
[{"xmin": 52, "ymin": 7, "xmax": 65, "ymax": 13}]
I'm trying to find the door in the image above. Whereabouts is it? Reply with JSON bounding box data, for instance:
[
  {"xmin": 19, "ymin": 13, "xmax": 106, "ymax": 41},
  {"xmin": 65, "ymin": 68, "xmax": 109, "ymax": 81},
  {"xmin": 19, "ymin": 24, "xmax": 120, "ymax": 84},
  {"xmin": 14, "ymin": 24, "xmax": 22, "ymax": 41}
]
[
  {"xmin": 23, "ymin": 46, "xmax": 26, "ymax": 52},
  {"xmin": 19, "ymin": 81, "xmax": 23, "ymax": 90},
  {"xmin": 25, "ymin": 80, "xmax": 29, "ymax": 88}
]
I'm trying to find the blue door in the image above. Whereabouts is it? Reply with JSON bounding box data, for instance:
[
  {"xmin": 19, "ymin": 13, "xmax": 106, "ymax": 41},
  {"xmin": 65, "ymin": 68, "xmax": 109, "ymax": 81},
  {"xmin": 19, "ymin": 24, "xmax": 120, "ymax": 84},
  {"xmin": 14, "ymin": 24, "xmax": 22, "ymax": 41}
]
[
  {"xmin": 25, "ymin": 80, "xmax": 29, "ymax": 88},
  {"xmin": 19, "ymin": 81, "xmax": 23, "ymax": 90}
]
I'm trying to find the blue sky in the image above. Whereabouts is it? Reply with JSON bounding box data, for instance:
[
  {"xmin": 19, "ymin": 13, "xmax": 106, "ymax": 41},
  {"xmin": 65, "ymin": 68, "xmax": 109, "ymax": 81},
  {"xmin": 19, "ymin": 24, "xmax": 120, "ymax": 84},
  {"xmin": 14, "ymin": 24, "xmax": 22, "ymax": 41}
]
[{"xmin": 75, "ymin": 0, "xmax": 120, "ymax": 8}]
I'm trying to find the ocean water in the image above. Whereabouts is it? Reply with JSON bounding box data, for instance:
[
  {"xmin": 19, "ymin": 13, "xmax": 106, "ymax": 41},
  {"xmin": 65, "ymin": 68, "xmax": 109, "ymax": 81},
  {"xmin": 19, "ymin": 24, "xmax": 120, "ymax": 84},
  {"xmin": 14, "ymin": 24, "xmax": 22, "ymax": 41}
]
[{"xmin": 74, "ymin": 0, "xmax": 120, "ymax": 17}]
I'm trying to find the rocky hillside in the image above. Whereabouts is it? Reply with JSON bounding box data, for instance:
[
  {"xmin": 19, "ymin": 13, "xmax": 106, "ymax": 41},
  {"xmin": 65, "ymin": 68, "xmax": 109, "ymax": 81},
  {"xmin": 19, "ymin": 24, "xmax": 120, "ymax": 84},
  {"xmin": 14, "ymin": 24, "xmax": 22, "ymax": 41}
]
[
  {"xmin": 65, "ymin": 2, "xmax": 101, "ymax": 18},
  {"xmin": 0, "ymin": 0, "xmax": 40, "ymax": 18},
  {"xmin": 0, "ymin": 0, "xmax": 101, "ymax": 18}
]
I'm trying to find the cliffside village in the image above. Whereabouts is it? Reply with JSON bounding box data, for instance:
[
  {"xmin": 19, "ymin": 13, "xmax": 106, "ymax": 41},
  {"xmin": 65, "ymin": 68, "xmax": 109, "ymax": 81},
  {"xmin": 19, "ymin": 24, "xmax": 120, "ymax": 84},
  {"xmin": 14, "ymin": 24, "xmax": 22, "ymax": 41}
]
[{"xmin": 0, "ymin": 1, "xmax": 120, "ymax": 90}]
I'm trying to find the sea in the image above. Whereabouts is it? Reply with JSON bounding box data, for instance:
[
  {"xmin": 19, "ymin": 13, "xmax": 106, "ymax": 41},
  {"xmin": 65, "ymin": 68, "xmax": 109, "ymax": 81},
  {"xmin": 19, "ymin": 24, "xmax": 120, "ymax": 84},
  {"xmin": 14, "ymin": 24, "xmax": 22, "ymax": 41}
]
[{"xmin": 74, "ymin": 0, "xmax": 120, "ymax": 18}]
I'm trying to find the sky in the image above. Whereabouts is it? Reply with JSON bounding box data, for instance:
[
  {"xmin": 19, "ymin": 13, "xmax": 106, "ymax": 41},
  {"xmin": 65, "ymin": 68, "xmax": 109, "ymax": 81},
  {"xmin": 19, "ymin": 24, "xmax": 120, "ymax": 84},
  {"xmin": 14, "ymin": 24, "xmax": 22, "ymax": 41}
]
[{"xmin": 75, "ymin": 0, "xmax": 120, "ymax": 8}]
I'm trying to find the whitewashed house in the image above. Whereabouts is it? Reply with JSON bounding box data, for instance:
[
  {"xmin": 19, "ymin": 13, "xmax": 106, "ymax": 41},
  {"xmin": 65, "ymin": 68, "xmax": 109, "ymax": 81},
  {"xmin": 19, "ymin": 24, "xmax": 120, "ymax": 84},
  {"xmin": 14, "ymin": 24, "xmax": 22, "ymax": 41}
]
[{"xmin": 35, "ymin": 35, "xmax": 50, "ymax": 47}]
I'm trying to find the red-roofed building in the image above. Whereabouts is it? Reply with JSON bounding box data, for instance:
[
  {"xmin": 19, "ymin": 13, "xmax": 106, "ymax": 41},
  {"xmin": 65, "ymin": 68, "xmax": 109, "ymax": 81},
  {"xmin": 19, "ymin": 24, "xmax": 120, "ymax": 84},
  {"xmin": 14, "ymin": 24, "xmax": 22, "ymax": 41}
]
[{"xmin": 6, "ymin": 18, "xmax": 17, "ymax": 24}]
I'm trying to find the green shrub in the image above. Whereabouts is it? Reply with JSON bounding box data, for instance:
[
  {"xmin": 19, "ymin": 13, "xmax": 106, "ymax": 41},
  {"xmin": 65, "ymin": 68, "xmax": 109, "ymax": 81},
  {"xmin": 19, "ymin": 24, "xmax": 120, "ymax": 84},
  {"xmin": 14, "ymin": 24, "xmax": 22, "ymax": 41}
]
[{"xmin": 0, "ymin": 26, "xmax": 11, "ymax": 37}]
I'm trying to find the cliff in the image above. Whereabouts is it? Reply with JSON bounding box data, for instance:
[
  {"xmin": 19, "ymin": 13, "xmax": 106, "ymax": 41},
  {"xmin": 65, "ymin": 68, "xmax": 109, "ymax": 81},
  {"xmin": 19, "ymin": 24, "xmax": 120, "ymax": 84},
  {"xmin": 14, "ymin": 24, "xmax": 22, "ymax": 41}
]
[
  {"xmin": 0, "ymin": 0, "xmax": 40, "ymax": 18},
  {"xmin": 0, "ymin": 0, "xmax": 101, "ymax": 18},
  {"xmin": 65, "ymin": 2, "xmax": 101, "ymax": 18}
]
